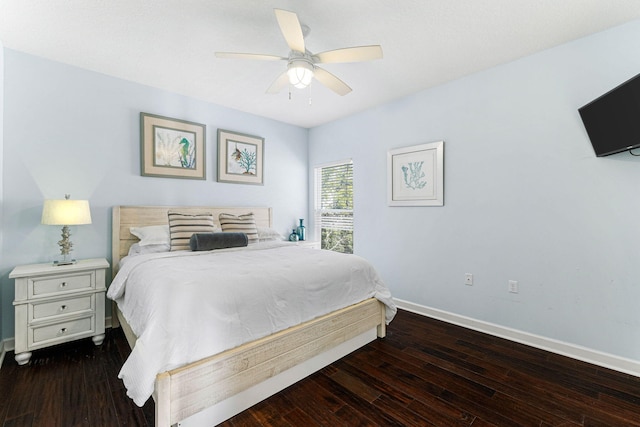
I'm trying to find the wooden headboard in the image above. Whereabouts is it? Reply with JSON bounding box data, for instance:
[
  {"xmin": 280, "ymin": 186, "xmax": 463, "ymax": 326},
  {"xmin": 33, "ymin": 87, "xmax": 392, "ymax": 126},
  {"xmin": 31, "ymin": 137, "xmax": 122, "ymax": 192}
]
[{"xmin": 112, "ymin": 205, "xmax": 273, "ymax": 276}]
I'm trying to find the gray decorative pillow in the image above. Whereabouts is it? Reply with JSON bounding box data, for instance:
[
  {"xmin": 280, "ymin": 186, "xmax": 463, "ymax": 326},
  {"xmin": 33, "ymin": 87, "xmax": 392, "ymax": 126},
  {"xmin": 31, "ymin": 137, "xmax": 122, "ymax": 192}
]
[
  {"xmin": 219, "ymin": 213, "xmax": 258, "ymax": 243},
  {"xmin": 189, "ymin": 232, "xmax": 248, "ymax": 251},
  {"xmin": 168, "ymin": 211, "xmax": 216, "ymax": 251}
]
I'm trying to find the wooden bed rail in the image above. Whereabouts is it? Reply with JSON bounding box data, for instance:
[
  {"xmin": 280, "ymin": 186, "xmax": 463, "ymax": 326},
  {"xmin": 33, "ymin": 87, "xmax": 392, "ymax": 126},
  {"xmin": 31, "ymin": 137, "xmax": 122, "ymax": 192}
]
[{"xmin": 154, "ymin": 298, "xmax": 386, "ymax": 427}]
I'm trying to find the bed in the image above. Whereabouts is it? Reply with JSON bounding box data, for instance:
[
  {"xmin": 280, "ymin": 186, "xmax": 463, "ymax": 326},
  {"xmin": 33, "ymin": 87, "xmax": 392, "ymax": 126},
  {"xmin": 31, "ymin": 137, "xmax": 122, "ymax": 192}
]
[{"xmin": 109, "ymin": 205, "xmax": 395, "ymax": 427}]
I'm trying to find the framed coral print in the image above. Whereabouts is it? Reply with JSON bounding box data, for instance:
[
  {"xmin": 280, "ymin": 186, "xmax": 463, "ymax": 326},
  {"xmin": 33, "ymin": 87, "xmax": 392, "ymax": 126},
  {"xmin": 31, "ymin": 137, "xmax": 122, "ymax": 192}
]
[
  {"xmin": 388, "ymin": 141, "xmax": 444, "ymax": 206},
  {"xmin": 140, "ymin": 113, "xmax": 206, "ymax": 179},
  {"xmin": 217, "ymin": 129, "xmax": 264, "ymax": 185}
]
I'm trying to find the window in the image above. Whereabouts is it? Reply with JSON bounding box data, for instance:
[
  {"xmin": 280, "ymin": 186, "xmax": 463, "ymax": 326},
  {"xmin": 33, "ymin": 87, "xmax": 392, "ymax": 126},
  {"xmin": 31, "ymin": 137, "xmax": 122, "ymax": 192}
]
[{"xmin": 314, "ymin": 160, "xmax": 353, "ymax": 254}]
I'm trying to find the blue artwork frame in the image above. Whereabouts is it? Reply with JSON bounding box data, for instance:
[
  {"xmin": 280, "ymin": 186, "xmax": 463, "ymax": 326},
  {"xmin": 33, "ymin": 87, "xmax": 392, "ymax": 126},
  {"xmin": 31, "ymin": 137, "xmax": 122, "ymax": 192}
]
[
  {"xmin": 140, "ymin": 113, "xmax": 206, "ymax": 180},
  {"xmin": 387, "ymin": 141, "xmax": 444, "ymax": 206},
  {"xmin": 217, "ymin": 129, "xmax": 264, "ymax": 185}
]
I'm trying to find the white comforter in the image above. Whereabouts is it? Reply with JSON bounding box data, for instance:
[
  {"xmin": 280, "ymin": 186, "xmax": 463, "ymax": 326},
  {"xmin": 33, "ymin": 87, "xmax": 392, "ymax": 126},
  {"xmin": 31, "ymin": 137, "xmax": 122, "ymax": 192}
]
[{"xmin": 107, "ymin": 242, "xmax": 396, "ymax": 406}]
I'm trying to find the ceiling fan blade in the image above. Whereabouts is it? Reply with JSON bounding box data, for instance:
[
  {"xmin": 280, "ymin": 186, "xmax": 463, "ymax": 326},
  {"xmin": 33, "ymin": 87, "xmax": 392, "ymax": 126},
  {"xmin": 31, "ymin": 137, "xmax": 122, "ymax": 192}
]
[
  {"xmin": 313, "ymin": 67, "xmax": 352, "ymax": 96},
  {"xmin": 274, "ymin": 9, "xmax": 305, "ymax": 53},
  {"xmin": 215, "ymin": 52, "xmax": 286, "ymax": 61},
  {"xmin": 314, "ymin": 45, "xmax": 383, "ymax": 64},
  {"xmin": 266, "ymin": 71, "xmax": 290, "ymax": 94}
]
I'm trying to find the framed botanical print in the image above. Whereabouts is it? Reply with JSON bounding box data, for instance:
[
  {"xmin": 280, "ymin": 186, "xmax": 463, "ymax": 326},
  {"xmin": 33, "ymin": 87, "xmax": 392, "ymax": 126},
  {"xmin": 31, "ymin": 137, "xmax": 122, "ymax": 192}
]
[
  {"xmin": 217, "ymin": 129, "xmax": 264, "ymax": 185},
  {"xmin": 388, "ymin": 141, "xmax": 444, "ymax": 206},
  {"xmin": 140, "ymin": 113, "xmax": 206, "ymax": 179}
]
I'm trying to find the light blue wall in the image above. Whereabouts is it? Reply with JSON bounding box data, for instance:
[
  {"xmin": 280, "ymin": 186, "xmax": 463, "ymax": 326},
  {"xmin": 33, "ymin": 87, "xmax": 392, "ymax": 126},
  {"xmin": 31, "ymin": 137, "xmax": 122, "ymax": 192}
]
[
  {"xmin": 0, "ymin": 49, "xmax": 309, "ymax": 340},
  {"xmin": 4, "ymin": 20, "xmax": 640, "ymax": 363},
  {"xmin": 309, "ymin": 20, "xmax": 640, "ymax": 360},
  {"xmin": 0, "ymin": 43, "xmax": 4, "ymax": 339}
]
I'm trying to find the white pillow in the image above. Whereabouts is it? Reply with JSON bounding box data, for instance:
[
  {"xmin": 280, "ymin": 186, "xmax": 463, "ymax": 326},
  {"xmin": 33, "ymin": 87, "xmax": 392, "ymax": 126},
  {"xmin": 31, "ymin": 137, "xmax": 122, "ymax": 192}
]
[
  {"xmin": 257, "ymin": 227, "xmax": 285, "ymax": 242},
  {"xmin": 127, "ymin": 242, "xmax": 170, "ymax": 256},
  {"xmin": 130, "ymin": 225, "xmax": 170, "ymax": 246}
]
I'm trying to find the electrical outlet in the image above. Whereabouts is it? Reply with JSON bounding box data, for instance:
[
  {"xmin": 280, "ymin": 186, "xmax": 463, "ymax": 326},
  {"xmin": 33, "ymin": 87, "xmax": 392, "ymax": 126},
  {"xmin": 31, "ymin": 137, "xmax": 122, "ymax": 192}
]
[
  {"xmin": 465, "ymin": 273, "xmax": 473, "ymax": 286},
  {"xmin": 508, "ymin": 280, "xmax": 518, "ymax": 293}
]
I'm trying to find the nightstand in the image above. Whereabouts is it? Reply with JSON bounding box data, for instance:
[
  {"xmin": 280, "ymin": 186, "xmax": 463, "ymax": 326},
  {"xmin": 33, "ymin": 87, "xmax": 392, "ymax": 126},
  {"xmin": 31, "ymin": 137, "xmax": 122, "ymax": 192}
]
[
  {"xmin": 10, "ymin": 258, "xmax": 109, "ymax": 365},
  {"xmin": 297, "ymin": 240, "xmax": 321, "ymax": 249}
]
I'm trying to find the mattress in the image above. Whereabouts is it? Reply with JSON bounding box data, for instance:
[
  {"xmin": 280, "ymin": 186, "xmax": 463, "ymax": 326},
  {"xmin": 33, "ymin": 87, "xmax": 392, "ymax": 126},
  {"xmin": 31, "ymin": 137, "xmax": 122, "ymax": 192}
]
[{"xmin": 107, "ymin": 241, "xmax": 396, "ymax": 406}]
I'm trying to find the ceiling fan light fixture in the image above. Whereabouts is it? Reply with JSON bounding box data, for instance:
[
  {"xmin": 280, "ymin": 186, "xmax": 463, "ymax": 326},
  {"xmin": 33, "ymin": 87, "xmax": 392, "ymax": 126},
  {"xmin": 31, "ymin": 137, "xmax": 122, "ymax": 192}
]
[
  {"xmin": 216, "ymin": 9, "xmax": 380, "ymax": 96},
  {"xmin": 287, "ymin": 60, "xmax": 314, "ymax": 88}
]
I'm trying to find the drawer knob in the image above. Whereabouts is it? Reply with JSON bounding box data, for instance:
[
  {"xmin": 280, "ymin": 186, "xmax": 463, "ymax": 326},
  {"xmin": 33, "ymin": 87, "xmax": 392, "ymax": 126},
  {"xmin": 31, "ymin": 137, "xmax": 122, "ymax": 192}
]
[
  {"xmin": 59, "ymin": 282, "xmax": 67, "ymax": 288},
  {"xmin": 60, "ymin": 305, "xmax": 67, "ymax": 311},
  {"xmin": 58, "ymin": 328, "xmax": 67, "ymax": 335}
]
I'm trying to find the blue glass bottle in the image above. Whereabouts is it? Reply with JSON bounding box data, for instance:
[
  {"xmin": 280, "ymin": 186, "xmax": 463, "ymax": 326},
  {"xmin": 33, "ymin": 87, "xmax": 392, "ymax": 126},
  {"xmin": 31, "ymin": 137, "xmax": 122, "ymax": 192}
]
[
  {"xmin": 297, "ymin": 219, "xmax": 306, "ymax": 241},
  {"xmin": 289, "ymin": 229, "xmax": 299, "ymax": 242}
]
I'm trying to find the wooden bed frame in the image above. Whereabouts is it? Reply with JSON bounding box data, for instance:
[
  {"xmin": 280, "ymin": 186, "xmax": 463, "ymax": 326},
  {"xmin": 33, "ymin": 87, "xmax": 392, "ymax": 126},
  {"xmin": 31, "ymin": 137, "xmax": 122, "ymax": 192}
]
[{"xmin": 111, "ymin": 205, "xmax": 387, "ymax": 427}]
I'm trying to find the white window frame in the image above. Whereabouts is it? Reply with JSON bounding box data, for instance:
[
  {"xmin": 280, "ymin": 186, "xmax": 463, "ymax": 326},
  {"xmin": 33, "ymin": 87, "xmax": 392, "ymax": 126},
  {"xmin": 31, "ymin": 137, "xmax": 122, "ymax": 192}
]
[{"xmin": 313, "ymin": 159, "xmax": 354, "ymax": 253}]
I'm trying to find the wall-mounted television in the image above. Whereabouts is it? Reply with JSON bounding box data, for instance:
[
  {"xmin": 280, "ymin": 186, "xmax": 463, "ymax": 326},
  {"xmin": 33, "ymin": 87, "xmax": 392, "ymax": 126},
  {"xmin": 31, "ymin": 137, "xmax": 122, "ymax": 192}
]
[{"xmin": 578, "ymin": 73, "xmax": 640, "ymax": 157}]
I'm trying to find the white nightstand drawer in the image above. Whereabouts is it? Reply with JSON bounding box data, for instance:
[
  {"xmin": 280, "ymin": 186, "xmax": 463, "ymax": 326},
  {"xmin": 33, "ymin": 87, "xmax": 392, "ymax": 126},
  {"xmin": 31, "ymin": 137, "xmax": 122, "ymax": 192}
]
[
  {"xmin": 29, "ymin": 271, "xmax": 94, "ymax": 298},
  {"xmin": 31, "ymin": 316, "xmax": 94, "ymax": 346},
  {"xmin": 31, "ymin": 295, "xmax": 93, "ymax": 321}
]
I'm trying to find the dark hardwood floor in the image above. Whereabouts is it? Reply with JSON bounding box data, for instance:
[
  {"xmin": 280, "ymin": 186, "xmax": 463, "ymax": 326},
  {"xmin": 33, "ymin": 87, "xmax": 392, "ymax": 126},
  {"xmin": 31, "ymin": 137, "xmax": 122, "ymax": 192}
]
[{"xmin": 1, "ymin": 309, "xmax": 639, "ymax": 426}]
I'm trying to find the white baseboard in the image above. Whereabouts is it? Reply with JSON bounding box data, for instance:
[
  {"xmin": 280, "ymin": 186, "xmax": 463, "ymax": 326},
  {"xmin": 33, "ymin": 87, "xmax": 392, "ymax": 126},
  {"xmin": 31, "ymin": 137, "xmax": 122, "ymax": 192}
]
[
  {"xmin": 0, "ymin": 337, "xmax": 14, "ymax": 371},
  {"xmin": 4, "ymin": 307, "xmax": 638, "ymax": 379},
  {"xmin": 394, "ymin": 298, "xmax": 640, "ymax": 378},
  {"xmin": 3, "ymin": 337, "xmax": 15, "ymax": 352}
]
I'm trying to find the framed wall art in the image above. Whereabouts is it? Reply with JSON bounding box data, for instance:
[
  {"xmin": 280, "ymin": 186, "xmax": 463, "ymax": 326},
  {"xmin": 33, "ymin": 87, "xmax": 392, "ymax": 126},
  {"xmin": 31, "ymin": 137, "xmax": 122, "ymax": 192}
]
[
  {"xmin": 140, "ymin": 113, "xmax": 206, "ymax": 180},
  {"xmin": 217, "ymin": 129, "xmax": 264, "ymax": 185},
  {"xmin": 387, "ymin": 141, "xmax": 444, "ymax": 206}
]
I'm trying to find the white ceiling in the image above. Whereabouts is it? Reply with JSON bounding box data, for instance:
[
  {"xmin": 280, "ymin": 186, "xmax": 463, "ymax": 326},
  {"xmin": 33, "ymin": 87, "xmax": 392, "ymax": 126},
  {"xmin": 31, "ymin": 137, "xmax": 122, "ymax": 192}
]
[{"xmin": 1, "ymin": 1, "xmax": 640, "ymax": 128}]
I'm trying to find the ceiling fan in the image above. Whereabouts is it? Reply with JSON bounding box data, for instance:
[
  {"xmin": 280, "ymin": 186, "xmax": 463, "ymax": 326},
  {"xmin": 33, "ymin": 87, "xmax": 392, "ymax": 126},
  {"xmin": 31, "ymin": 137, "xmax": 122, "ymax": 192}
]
[{"xmin": 215, "ymin": 8, "xmax": 383, "ymax": 96}]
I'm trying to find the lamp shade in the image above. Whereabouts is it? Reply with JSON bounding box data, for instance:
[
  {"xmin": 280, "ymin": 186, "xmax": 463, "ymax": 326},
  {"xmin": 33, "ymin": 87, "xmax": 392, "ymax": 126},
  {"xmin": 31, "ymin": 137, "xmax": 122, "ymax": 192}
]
[{"xmin": 41, "ymin": 199, "xmax": 92, "ymax": 225}]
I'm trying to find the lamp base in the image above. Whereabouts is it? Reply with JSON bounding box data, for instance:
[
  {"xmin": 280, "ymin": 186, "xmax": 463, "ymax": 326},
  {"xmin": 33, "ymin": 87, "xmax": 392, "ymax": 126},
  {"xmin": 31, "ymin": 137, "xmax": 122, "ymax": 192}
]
[{"xmin": 53, "ymin": 259, "xmax": 77, "ymax": 266}]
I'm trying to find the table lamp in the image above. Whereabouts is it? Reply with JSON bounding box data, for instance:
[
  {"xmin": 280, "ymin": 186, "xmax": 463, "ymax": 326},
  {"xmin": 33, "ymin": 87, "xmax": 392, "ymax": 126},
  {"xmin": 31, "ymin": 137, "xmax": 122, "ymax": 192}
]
[{"xmin": 41, "ymin": 194, "xmax": 92, "ymax": 265}]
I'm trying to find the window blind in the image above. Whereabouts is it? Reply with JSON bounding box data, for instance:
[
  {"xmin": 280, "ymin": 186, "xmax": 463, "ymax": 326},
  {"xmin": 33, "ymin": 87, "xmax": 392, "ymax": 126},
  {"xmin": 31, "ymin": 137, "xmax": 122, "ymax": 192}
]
[{"xmin": 314, "ymin": 160, "xmax": 353, "ymax": 253}]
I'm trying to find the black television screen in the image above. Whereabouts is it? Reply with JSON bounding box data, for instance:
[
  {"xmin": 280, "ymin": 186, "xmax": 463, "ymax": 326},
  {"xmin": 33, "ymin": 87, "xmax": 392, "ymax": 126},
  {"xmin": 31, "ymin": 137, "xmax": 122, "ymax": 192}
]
[{"xmin": 579, "ymin": 73, "xmax": 640, "ymax": 157}]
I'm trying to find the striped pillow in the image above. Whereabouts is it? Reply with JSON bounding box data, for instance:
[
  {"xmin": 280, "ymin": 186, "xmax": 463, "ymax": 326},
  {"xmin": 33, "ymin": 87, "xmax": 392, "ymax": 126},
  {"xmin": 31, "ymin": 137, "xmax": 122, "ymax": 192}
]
[
  {"xmin": 219, "ymin": 213, "xmax": 258, "ymax": 243},
  {"xmin": 168, "ymin": 211, "xmax": 216, "ymax": 251}
]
